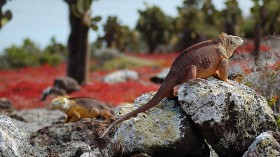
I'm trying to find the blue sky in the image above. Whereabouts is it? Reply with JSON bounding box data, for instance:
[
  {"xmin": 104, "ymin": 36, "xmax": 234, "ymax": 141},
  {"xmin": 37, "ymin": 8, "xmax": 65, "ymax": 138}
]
[{"xmin": 0, "ymin": 0, "xmax": 252, "ymax": 51}]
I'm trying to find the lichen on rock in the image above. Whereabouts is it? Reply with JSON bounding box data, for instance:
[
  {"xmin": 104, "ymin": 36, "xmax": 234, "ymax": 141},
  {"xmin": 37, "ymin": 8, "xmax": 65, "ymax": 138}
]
[
  {"xmin": 178, "ymin": 77, "xmax": 277, "ymax": 156},
  {"xmin": 243, "ymin": 131, "xmax": 280, "ymax": 156},
  {"xmin": 111, "ymin": 92, "xmax": 209, "ymax": 157}
]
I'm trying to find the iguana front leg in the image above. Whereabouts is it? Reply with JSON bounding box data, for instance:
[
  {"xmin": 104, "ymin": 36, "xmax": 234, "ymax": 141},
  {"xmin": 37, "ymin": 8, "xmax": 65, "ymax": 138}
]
[
  {"xmin": 65, "ymin": 116, "xmax": 72, "ymax": 123},
  {"xmin": 215, "ymin": 58, "xmax": 232, "ymax": 84},
  {"xmin": 68, "ymin": 110, "xmax": 81, "ymax": 122},
  {"xmin": 100, "ymin": 109, "xmax": 116, "ymax": 120}
]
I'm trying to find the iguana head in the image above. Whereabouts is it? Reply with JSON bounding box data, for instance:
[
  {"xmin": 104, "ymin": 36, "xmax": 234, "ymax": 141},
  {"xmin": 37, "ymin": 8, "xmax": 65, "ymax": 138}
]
[
  {"xmin": 219, "ymin": 32, "xmax": 243, "ymax": 57},
  {"xmin": 50, "ymin": 96, "xmax": 70, "ymax": 111}
]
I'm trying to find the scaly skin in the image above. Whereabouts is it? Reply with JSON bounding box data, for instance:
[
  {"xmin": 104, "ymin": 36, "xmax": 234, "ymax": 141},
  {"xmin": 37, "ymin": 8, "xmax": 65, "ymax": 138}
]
[
  {"xmin": 100, "ymin": 33, "xmax": 243, "ymax": 138},
  {"xmin": 50, "ymin": 96, "xmax": 115, "ymax": 123}
]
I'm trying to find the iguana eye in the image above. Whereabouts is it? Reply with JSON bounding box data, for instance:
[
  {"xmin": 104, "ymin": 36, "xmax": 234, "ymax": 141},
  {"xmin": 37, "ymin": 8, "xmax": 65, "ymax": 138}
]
[{"xmin": 53, "ymin": 102, "xmax": 58, "ymax": 105}]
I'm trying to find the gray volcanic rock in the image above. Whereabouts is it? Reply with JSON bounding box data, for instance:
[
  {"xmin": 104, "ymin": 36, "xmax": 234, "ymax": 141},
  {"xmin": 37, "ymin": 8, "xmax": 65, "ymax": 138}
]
[
  {"xmin": 243, "ymin": 131, "xmax": 280, "ymax": 157},
  {"xmin": 110, "ymin": 92, "xmax": 210, "ymax": 157},
  {"xmin": 41, "ymin": 76, "xmax": 80, "ymax": 100},
  {"xmin": 0, "ymin": 115, "xmax": 42, "ymax": 157},
  {"xmin": 54, "ymin": 76, "xmax": 80, "ymax": 93},
  {"xmin": 10, "ymin": 109, "xmax": 65, "ymax": 135},
  {"xmin": 0, "ymin": 97, "xmax": 13, "ymax": 113},
  {"xmin": 103, "ymin": 69, "xmax": 139, "ymax": 83},
  {"xmin": 30, "ymin": 119, "xmax": 113, "ymax": 157},
  {"xmin": 150, "ymin": 68, "xmax": 170, "ymax": 84},
  {"xmin": 178, "ymin": 77, "xmax": 277, "ymax": 157}
]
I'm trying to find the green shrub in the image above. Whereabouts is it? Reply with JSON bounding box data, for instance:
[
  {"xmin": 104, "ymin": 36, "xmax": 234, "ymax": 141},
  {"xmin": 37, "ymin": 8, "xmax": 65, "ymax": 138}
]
[
  {"xmin": 39, "ymin": 53, "xmax": 63, "ymax": 66},
  {"xmin": 0, "ymin": 38, "xmax": 66, "ymax": 69},
  {"xmin": 275, "ymin": 114, "xmax": 280, "ymax": 129},
  {"xmin": 91, "ymin": 49, "xmax": 160, "ymax": 71},
  {"xmin": 102, "ymin": 56, "xmax": 159, "ymax": 70},
  {"xmin": 243, "ymin": 17, "xmax": 255, "ymax": 38},
  {"xmin": 3, "ymin": 45, "xmax": 40, "ymax": 69}
]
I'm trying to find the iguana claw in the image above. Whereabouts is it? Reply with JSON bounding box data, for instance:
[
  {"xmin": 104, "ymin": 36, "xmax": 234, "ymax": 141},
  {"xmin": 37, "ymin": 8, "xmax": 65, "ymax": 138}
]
[{"xmin": 188, "ymin": 78, "xmax": 205, "ymax": 85}]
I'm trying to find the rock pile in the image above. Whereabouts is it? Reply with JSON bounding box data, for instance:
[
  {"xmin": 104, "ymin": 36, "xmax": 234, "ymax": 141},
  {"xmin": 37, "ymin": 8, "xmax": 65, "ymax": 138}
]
[{"xmin": 0, "ymin": 77, "xmax": 278, "ymax": 156}]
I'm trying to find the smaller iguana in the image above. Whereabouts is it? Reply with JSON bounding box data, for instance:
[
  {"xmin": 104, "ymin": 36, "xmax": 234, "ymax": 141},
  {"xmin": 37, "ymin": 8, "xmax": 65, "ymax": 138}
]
[{"xmin": 50, "ymin": 96, "xmax": 115, "ymax": 123}]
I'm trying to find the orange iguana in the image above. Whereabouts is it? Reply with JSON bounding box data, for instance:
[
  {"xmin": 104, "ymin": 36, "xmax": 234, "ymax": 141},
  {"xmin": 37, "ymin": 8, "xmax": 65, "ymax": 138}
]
[
  {"xmin": 50, "ymin": 96, "xmax": 115, "ymax": 123},
  {"xmin": 100, "ymin": 33, "xmax": 243, "ymax": 138}
]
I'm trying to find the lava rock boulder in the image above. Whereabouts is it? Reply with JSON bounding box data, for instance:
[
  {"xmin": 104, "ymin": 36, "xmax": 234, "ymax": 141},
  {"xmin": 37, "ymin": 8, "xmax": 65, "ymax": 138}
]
[
  {"xmin": 178, "ymin": 77, "xmax": 277, "ymax": 156},
  {"xmin": 110, "ymin": 92, "xmax": 210, "ymax": 157}
]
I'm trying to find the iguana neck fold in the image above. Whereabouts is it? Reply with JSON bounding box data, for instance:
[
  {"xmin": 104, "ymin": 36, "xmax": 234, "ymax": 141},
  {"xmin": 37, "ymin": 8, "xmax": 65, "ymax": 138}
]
[{"xmin": 62, "ymin": 97, "xmax": 71, "ymax": 111}]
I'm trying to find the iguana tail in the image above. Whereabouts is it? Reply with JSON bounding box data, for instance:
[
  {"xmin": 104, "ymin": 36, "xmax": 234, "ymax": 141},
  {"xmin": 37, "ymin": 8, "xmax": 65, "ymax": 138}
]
[{"xmin": 100, "ymin": 72, "xmax": 179, "ymax": 138}]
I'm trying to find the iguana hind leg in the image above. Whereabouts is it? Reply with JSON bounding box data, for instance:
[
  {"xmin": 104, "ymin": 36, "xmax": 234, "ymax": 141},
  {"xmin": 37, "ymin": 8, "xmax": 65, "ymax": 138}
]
[
  {"xmin": 182, "ymin": 65, "xmax": 198, "ymax": 83},
  {"xmin": 184, "ymin": 65, "xmax": 209, "ymax": 84},
  {"xmin": 188, "ymin": 78, "xmax": 206, "ymax": 85},
  {"xmin": 166, "ymin": 65, "xmax": 197, "ymax": 98},
  {"xmin": 166, "ymin": 85, "xmax": 180, "ymax": 99},
  {"xmin": 100, "ymin": 109, "xmax": 115, "ymax": 120}
]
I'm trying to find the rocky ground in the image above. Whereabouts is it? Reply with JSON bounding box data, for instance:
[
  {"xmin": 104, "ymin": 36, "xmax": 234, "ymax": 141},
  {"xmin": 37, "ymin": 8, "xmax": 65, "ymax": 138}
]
[
  {"xmin": 0, "ymin": 77, "xmax": 280, "ymax": 157},
  {"xmin": 0, "ymin": 97, "xmax": 66, "ymax": 135},
  {"xmin": 9, "ymin": 108, "xmax": 66, "ymax": 135}
]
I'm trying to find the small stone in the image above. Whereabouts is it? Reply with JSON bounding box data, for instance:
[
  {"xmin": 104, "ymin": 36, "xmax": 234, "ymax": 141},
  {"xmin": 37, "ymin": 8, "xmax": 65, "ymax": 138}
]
[
  {"xmin": 0, "ymin": 98, "xmax": 13, "ymax": 113},
  {"xmin": 54, "ymin": 76, "xmax": 80, "ymax": 92},
  {"xmin": 150, "ymin": 68, "xmax": 170, "ymax": 84},
  {"xmin": 103, "ymin": 69, "xmax": 139, "ymax": 83}
]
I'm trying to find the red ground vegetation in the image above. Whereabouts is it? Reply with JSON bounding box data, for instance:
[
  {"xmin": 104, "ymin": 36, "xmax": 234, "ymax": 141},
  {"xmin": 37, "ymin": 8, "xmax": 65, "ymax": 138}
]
[
  {"xmin": 71, "ymin": 81, "xmax": 159, "ymax": 106},
  {"xmin": 0, "ymin": 55, "xmax": 169, "ymax": 109},
  {"xmin": 0, "ymin": 43, "xmax": 277, "ymax": 109},
  {"xmin": 234, "ymin": 42, "xmax": 271, "ymax": 55},
  {"xmin": 0, "ymin": 64, "xmax": 66, "ymax": 109}
]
